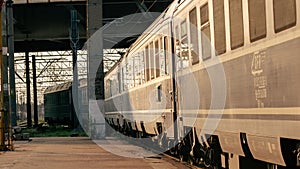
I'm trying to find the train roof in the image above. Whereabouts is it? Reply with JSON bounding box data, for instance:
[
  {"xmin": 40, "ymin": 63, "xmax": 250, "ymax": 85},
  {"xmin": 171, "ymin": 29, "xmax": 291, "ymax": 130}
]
[
  {"xmin": 44, "ymin": 79, "xmax": 87, "ymax": 94},
  {"xmin": 105, "ymin": 1, "xmax": 177, "ymax": 76},
  {"xmin": 44, "ymin": 81, "xmax": 72, "ymax": 94}
]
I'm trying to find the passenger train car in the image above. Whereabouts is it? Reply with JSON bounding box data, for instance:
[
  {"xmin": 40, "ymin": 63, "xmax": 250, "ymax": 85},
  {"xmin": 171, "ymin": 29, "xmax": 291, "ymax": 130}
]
[{"xmin": 104, "ymin": 0, "xmax": 300, "ymax": 168}]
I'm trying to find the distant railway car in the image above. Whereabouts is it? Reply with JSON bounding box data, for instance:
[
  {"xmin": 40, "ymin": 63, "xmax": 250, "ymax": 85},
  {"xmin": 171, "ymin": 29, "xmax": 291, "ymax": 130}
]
[
  {"xmin": 104, "ymin": 0, "xmax": 300, "ymax": 168},
  {"xmin": 44, "ymin": 82, "xmax": 74, "ymax": 126},
  {"xmin": 44, "ymin": 80, "xmax": 88, "ymax": 128}
]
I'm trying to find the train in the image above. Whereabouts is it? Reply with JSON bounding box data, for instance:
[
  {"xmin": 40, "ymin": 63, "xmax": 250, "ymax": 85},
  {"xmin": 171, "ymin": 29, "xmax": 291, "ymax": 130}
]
[
  {"xmin": 44, "ymin": 81, "xmax": 74, "ymax": 126},
  {"xmin": 44, "ymin": 79, "xmax": 88, "ymax": 128},
  {"xmin": 103, "ymin": 0, "xmax": 300, "ymax": 168}
]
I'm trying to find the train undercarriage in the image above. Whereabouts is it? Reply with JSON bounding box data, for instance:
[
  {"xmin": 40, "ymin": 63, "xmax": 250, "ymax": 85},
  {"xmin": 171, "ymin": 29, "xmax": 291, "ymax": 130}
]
[{"xmin": 105, "ymin": 118, "xmax": 300, "ymax": 169}]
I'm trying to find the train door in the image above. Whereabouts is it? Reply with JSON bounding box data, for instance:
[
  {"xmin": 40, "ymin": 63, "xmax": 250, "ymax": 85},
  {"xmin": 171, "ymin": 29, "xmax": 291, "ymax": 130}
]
[
  {"xmin": 171, "ymin": 5, "xmax": 201, "ymax": 147},
  {"xmin": 172, "ymin": 15, "xmax": 191, "ymax": 141},
  {"xmin": 174, "ymin": 24, "xmax": 183, "ymax": 141}
]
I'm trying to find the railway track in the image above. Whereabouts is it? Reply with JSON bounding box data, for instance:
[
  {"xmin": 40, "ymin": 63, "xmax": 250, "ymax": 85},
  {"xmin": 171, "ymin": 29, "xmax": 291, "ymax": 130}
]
[
  {"xmin": 115, "ymin": 133, "xmax": 204, "ymax": 169},
  {"xmin": 161, "ymin": 152, "xmax": 204, "ymax": 169}
]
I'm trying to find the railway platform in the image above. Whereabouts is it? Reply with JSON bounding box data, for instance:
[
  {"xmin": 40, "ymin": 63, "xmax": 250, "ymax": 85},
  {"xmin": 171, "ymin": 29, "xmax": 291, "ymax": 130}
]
[{"xmin": 0, "ymin": 137, "xmax": 191, "ymax": 169}]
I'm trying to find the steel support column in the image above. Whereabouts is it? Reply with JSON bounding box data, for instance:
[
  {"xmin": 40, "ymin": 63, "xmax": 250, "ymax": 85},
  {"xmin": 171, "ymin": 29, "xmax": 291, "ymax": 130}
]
[
  {"xmin": 7, "ymin": 0, "xmax": 16, "ymax": 127},
  {"xmin": 87, "ymin": 0, "xmax": 104, "ymax": 138},
  {"xmin": 32, "ymin": 55, "xmax": 38, "ymax": 127},
  {"xmin": 25, "ymin": 51, "xmax": 31, "ymax": 128},
  {"xmin": 2, "ymin": 4, "xmax": 9, "ymax": 137},
  {"xmin": 1, "ymin": 0, "xmax": 13, "ymax": 149},
  {"xmin": 0, "ymin": 0, "xmax": 5, "ymax": 149}
]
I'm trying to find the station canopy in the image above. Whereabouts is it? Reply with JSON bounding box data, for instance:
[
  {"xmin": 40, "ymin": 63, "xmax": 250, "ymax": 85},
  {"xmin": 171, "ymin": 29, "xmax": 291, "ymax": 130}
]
[{"xmin": 13, "ymin": 0, "xmax": 173, "ymax": 52}]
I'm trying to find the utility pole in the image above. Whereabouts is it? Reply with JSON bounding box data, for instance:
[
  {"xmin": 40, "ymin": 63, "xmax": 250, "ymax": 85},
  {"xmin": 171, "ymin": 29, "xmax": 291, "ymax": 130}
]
[{"xmin": 71, "ymin": 10, "xmax": 78, "ymax": 128}]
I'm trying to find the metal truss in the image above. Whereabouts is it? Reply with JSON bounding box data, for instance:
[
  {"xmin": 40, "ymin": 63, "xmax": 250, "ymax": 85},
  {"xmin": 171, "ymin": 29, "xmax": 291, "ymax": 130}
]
[
  {"xmin": 15, "ymin": 50, "xmax": 88, "ymax": 107},
  {"xmin": 103, "ymin": 48, "xmax": 126, "ymax": 72},
  {"xmin": 14, "ymin": 49, "xmax": 125, "ymax": 110}
]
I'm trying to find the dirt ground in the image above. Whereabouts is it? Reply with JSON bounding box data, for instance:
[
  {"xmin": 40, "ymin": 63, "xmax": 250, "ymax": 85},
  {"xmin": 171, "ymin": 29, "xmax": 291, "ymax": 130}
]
[{"xmin": 0, "ymin": 137, "xmax": 190, "ymax": 169}]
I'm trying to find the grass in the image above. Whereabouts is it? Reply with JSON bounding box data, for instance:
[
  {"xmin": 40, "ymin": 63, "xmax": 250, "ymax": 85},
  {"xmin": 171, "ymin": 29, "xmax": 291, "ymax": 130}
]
[{"xmin": 21, "ymin": 125, "xmax": 88, "ymax": 137}]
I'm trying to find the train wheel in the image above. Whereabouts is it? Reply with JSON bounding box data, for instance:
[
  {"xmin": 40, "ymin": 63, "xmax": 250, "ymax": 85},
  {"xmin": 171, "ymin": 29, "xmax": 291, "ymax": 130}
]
[
  {"xmin": 204, "ymin": 148, "xmax": 213, "ymax": 168},
  {"xmin": 178, "ymin": 141, "xmax": 190, "ymax": 162},
  {"xmin": 168, "ymin": 140, "xmax": 178, "ymax": 156},
  {"xmin": 189, "ymin": 155, "xmax": 201, "ymax": 166},
  {"xmin": 179, "ymin": 154, "xmax": 184, "ymax": 162}
]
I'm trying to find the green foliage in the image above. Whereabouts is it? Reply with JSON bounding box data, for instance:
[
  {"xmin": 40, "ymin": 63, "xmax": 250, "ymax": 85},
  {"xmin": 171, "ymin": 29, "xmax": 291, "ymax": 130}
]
[{"xmin": 21, "ymin": 126, "xmax": 88, "ymax": 137}]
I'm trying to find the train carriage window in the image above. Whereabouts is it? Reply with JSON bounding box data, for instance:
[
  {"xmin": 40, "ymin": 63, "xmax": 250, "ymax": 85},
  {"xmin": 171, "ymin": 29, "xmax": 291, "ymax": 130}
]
[
  {"xmin": 140, "ymin": 51, "xmax": 145, "ymax": 84},
  {"xmin": 175, "ymin": 26, "xmax": 182, "ymax": 70},
  {"xmin": 200, "ymin": 3, "xmax": 211, "ymax": 60},
  {"xmin": 109, "ymin": 75, "xmax": 116, "ymax": 96},
  {"xmin": 201, "ymin": 3, "xmax": 209, "ymax": 25},
  {"xmin": 175, "ymin": 21, "xmax": 189, "ymax": 70},
  {"xmin": 145, "ymin": 46, "xmax": 150, "ymax": 82},
  {"xmin": 109, "ymin": 80, "xmax": 112, "ymax": 97},
  {"xmin": 180, "ymin": 21, "xmax": 189, "ymax": 68},
  {"xmin": 159, "ymin": 37, "xmax": 166, "ymax": 75},
  {"xmin": 273, "ymin": 0, "xmax": 296, "ymax": 33},
  {"xmin": 115, "ymin": 75, "xmax": 118, "ymax": 95},
  {"xmin": 127, "ymin": 58, "xmax": 134, "ymax": 89},
  {"xmin": 163, "ymin": 36, "xmax": 169, "ymax": 75},
  {"xmin": 157, "ymin": 85, "xmax": 162, "ymax": 102},
  {"xmin": 155, "ymin": 40, "xmax": 160, "ymax": 78},
  {"xmin": 122, "ymin": 65, "xmax": 127, "ymax": 91},
  {"xmin": 134, "ymin": 55, "xmax": 140, "ymax": 87},
  {"xmin": 125, "ymin": 63, "xmax": 130, "ymax": 89},
  {"xmin": 150, "ymin": 42, "xmax": 155, "ymax": 79},
  {"xmin": 189, "ymin": 7, "xmax": 200, "ymax": 65},
  {"xmin": 108, "ymin": 76, "xmax": 112, "ymax": 96},
  {"xmin": 111, "ymin": 73, "xmax": 119, "ymax": 95},
  {"xmin": 105, "ymin": 80, "xmax": 108, "ymax": 98},
  {"xmin": 105, "ymin": 79, "xmax": 112, "ymax": 98},
  {"xmin": 181, "ymin": 21, "xmax": 187, "ymax": 37},
  {"xmin": 229, "ymin": 0, "xmax": 244, "ymax": 49},
  {"xmin": 213, "ymin": 0, "xmax": 226, "ymax": 55},
  {"xmin": 248, "ymin": 0, "xmax": 267, "ymax": 42}
]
